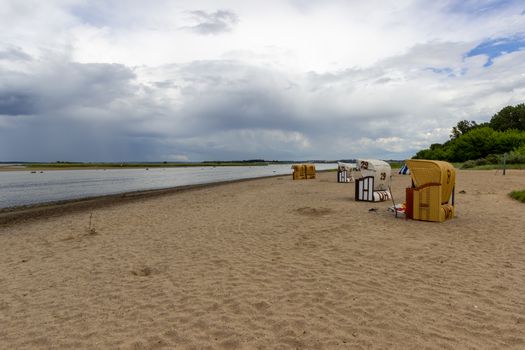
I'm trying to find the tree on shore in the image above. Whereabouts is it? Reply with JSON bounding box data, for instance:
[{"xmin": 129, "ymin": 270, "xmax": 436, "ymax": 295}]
[
  {"xmin": 490, "ymin": 103, "xmax": 525, "ymax": 131},
  {"xmin": 450, "ymin": 120, "xmax": 479, "ymax": 140},
  {"xmin": 414, "ymin": 103, "xmax": 525, "ymax": 163}
]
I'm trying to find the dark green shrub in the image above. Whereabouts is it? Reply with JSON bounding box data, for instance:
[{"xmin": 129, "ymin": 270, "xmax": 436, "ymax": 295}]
[
  {"xmin": 475, "ymin": 158, "xmax": 489, "ymax": 166},
  {"xmin": 507, "ymin": 152, "xmax": 525, "ymax": 164},
  {"xmin": 485, "ymin": 154, "xmax": 500, "ymax": 164},
  {"xmin": 461, "ymin": 160, "xmax": 477, "ymax": 169}
]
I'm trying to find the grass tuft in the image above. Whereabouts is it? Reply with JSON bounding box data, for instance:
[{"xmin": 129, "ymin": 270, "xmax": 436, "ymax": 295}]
[
  {"xmin": 509, "ymin": 190, "xmax": 525, "ymax": 203},
  {"xmin": 460, "ymin": 163, "xmax": 525, "ymax": 170},
  {"xmin": 88, "ymin": 212, "xmax": 98, "ymax": 235}
]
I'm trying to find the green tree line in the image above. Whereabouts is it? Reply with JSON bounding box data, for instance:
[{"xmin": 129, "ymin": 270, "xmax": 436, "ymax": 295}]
[{"xmin": 414, "ymin": 103, "xmax": 525, "ymax": 164}]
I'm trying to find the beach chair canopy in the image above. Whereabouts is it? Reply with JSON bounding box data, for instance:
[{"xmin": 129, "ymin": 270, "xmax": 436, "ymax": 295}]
[
  {"xmin": 337, "ymin": 162, "xmax": 354, "ymax": 171},
  {"xmin": 406, "ymin": 159, "xmax": 455, "ymax": 204},
  {"xmin": 356, "ymin": 159, "xmax": 391, "ymax": 190}
]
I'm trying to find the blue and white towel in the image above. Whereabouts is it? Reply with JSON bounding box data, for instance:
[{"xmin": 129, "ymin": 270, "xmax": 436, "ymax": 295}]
[{"xmin": 399, "ymin": 163, "xmax": 410, "ymax": 175}]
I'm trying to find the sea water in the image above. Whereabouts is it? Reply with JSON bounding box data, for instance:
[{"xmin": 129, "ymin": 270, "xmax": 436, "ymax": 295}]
[{"xmin": 0, "ymin": 164, "xmax": 336, "ymax": 208}]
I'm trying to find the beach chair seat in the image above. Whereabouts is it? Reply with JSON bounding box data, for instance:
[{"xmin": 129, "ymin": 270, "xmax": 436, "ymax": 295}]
[
  {"xmin": 374, "ymin": 190, "xmax": 392, "ymax": 202},
  {"xmin": 355, "ymin": 176, "xmax": 392, "ymax": 202},
  {"xmin": 407, "ymin": 183, "xmax": 454, "ymax": 222}
]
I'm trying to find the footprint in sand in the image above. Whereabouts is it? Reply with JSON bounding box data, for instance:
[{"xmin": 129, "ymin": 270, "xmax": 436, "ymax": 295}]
[
  {"xmin": 131, "ymin": 265, "xmax": 155, "ymax": 277},
  {"xmin": 295, "ymin": 207, "xmax": 333, "ymax": 217}
]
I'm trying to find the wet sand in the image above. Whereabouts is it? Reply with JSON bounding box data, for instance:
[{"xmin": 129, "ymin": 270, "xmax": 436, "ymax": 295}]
[{"xmin": 1, "ymin": 170, "xmax": 524, "ymax": 349}]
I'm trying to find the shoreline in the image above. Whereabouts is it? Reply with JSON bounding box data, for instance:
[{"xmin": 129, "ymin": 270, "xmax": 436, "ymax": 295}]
[
  {"xmin": 0, "ymin": 165, "xmax": 268, "ymax": 172},
  {"xmin": 1, "ymin": 168, "xmax": 519, "ymax": 226},
  {"xmin": 0, "ymin": 173, "xmax": 292, "ymax": 226}
]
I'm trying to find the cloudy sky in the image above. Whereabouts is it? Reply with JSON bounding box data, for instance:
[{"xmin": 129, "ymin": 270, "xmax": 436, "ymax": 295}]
[{"xmin": 1, "ymin": 0, "xmax": 524, "ymax": 162}]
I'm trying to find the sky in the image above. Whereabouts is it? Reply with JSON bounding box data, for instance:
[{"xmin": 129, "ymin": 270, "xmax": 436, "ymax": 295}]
[{"xmin": 1, "ymin": 0, "xmax": 525, "ymax": 162}]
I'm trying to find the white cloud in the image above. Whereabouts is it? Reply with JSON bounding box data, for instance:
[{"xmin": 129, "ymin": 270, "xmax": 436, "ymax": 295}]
[{"xmin": 1, "ymin": 0, "xmax": 524, "ymax": 161}]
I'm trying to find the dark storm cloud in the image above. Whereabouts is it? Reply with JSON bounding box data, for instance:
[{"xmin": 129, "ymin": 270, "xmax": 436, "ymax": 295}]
[
  {"xmin": 0, "ymin": 53, "xmax": 460, "ymax": 161},
  {"xmin": 0, "ymin": 59, "xmax": 168, "ymax": 161},
  {"xmin": 3, "ymin": 37, "xmax": 524, "ymax": 162},
  {"xmin": 0, "ymin": 115, "xmax": 164, "ymax": 162},
  {"xmin": 0, "ymin": 47, "xmax": 32, "ymax": 61},
  {"xmin": 173, "ymin": 60, "xmax": 307, "ymax": 134},
  {"xmin": 167, "ymin": 59, "xmax": 427, "ymax": 160},
  {"xmin": 156, "ymin": 56, "xmax": 463, "ymax": 160},
  {"xmin": 0, "ymin": 92, "xmax": 38, "ymax": 115},
  {"xmin": 0, "ymin": 61, "xmax": 136, "ymax": 115},
  {"xmin": 42, "ymin": 62, "xmax": 137, "ymax": 107},
  {"xmin": 183, "ymin": 10, "xmax": 239, "ymax": 35}
]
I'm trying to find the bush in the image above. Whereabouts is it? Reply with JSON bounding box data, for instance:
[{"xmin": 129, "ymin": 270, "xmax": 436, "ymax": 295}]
[
  {"xmin": 506, "ymin": 145, "xmax": 525, "ymax": 164},
  {"xmin": 414, "ymin": 105, "xmax": 525, "ymax": 162},
  {"xmin": 461, "ymin": 160, "xmax": 477, "ymax": 169},
  {"xmin": 474, "ymin": 158, "xmax": 489, "ymax": 166},
  {"xmin": 516, "ymin": 144, "xmax": 525, "ymax": 154},
  {"xmin": 507, "ymin": 152, "xmax": 525, "ymax": 164},
  {"xmin": 485, "ymin": 154, "xmax": 500, "ymax": 164}
]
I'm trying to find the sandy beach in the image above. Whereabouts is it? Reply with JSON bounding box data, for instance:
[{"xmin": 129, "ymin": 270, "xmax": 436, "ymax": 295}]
[{"xmin": 1, "ymin": 170, "xmax": 524, "ymax": 349}]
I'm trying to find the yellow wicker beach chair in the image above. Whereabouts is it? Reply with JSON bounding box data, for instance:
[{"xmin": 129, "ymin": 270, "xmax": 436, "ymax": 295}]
[
  {"xmin": 405, "ymin": 160, "xmax": 456, "ymax": 222},
  {"xmin": 305, "ymin": 164, "xmax": 316, "ymax": 179},
  {"xmin": 292, "ymin": 163, "xmax": 316, "ymax": 180},
  {"xmin": 292, "ymin": 164, "xmax": 305, "ymax": 180}
]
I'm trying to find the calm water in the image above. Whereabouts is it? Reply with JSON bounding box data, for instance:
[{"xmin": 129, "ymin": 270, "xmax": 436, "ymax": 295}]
[{"xmin": 0, "ymin": 164, "xmax": 336, "ymax": 208}]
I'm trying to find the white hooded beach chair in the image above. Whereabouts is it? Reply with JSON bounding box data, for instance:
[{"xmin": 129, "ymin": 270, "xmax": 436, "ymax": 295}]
[
  {"xmin": 337, "ymin": 162, "xmax": 355, "ymax": 183},
  {"xmin": 354, "ymin": 159, "xmax": 392, "ymax": 202}
]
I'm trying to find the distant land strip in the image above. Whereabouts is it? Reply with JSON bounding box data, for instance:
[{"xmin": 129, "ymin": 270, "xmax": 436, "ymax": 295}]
[{"xmin": 0, "ymin": 160, "xmax": 342, "ymax": 171}]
